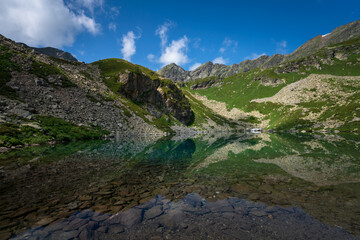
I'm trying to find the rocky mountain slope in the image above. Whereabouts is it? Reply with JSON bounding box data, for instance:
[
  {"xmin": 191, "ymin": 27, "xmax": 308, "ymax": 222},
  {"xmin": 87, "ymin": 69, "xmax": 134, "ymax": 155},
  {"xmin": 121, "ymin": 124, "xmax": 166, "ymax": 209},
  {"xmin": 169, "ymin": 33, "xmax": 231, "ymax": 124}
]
[
  {"xmin": 158, "ymin": 20, "xmax": 360, "ymax": 82},
  {"xmin": 185, "ymin": 34, "xmax": 360, "ymax": 132},
  {"xmin": 0, "ymin": 33, "xmax": 242, "ymax": 149},
  {"xmin": 0, "ymin": 34, "xmax": 207, "ymax": 148}
]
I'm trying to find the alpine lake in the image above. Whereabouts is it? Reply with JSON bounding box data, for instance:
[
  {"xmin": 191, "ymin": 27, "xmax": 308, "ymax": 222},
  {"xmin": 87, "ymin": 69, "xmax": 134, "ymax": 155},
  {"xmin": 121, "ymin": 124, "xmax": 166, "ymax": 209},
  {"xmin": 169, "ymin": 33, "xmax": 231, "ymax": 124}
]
[{"xmin": 1, "ymin": 132, "xmax": 359, "ymax": 239}]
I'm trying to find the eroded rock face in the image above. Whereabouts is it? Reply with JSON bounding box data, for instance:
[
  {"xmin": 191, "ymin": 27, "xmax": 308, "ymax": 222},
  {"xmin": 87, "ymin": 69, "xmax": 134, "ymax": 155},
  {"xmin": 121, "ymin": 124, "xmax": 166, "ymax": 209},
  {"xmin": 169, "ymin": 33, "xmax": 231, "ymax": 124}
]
[
  {"xmin": 118, "ymin": 72, "xmax": 194, "ymax": 125},
  {"xmin": 119, "ymin": 72, "xmax": 161, "ymax": 103}
]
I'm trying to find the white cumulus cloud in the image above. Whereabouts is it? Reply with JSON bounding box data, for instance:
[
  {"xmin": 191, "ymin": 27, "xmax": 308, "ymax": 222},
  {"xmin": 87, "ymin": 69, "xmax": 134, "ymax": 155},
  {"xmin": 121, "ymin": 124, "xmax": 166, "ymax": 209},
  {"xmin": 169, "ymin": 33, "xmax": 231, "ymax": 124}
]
[
  {"xmin": 159, "ymin": 36, "xmax": 189, "ymax": 66},
  {"xmin": 0, "ymin": 0, "xmax": 100, "ymax": 48},
  {"xmin": 155, "ymin": 21, "xmax": 189, "ymax": 66},
  {"xmin": 189, "ymin": 62, "xmax": 201, "ymax": 71},
  {"xmin": 213, "ymin": 57, "xmax": 227, "ymax": 64},
  {"xmin": 156, "ymin": 21, "xmax": 174, "ymax": 49},
  {"xmin": 121, "ymin": 31, "xmax": 140, "ymax": 61}
]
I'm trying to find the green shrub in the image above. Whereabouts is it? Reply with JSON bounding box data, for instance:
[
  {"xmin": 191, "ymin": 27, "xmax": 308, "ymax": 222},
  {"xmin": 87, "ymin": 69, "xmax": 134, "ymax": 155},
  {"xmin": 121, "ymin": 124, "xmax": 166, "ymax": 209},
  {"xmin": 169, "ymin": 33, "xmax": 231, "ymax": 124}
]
[{"xmin": 0, "ymin": 44, "xmax": 20, "ymax": 99}]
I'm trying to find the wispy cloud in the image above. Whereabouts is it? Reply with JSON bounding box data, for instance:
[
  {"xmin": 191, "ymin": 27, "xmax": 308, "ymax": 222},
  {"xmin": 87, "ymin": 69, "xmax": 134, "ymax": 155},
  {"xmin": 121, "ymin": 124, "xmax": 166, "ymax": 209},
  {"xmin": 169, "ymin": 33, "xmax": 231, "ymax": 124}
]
[
  {"xmin": 147, "ymin": 53, "xmax": 155, "ymax": 62},
  {"xmin": 193, "ymin": 38, "xmax": 201, "ymax": 48},
  {"xmin": 213, "ymin": 56, "xmax": 227, "ymax": 64},
  {"xmin": 155, "ymin": 21, "xmax": 174, "ymax": 49},
  {"xmin": 0, "ymin": 0, "xmax": 100, "ymax": 48},
  {"xmin": 189, "ymin": 62, "xmax": 201, "ymax": 71},
  {"xmin": 219, "ymin": 38, "xmax": 238, "ymax": 53},
  {"xmin": 121, "ymin": 31, "xmax": 140, "ymax": 61},
  {"xmin": 68, "ymin": 0, "xmax": 104, "ymax": 16},
  {"xmin": 245, "ymin": 53, "xmax": 266, "ymax": 60},
  {"xmin": 108, "ymin": 22, "xmax": 116, "ymax": 32},
  {"xmin": 109, "ymin": 6, "xmax": 120, "ymax": 17},
  {"xmin": 77, "ymin": 50, "xmax": 85, "ymax": 56},
  {"xmin": 276, "ymin": 40, "xmax": 288, "ymax": 54}
]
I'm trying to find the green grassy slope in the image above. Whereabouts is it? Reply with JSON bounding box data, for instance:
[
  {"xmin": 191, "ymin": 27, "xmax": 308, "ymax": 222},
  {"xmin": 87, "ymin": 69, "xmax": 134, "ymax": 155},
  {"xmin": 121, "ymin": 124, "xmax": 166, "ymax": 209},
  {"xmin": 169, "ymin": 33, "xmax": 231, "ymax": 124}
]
[
  {"xmin": 186, "ymin": 38, "xmax": 360, "ymax": 131},
  {"xmin": 92, "ymin": 58, "xmax": 236, "ymax": 131}
]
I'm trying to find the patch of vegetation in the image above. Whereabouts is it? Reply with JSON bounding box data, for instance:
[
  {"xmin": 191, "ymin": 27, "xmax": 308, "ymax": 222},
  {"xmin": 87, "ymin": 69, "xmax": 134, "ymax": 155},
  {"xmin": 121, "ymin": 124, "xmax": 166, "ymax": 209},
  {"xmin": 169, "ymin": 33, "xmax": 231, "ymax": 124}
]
[
  {"xmin": 98, "ymin": 92, "xmax": 117, "ymax": 102},
  {"xmin": 0, "ymin": 44, "xmax": 20, "ymax": 99},
  {"xmin": 186, "ymin": 69, "xmax": 304, "ymax": 113},
  {"xmin": 0, "ymin": 116, "xmax": 109, "ymax": 147},
  {"xmin": 120, "ymin": 97, "xmax": 174, "ymax": 133},
  {"xmin": 80, "ymin": 70, "xmax": 94, "ymax": 81},
  {"xmin": 183, "ymin": 90, "xmax": 237, "ymax": 128},
  {"xmin": 184, "ymin": 76, "xmax": 222, "ymax": 88},
  {"xmin": 93, "ymin": 58, "xmax": 160, "ymax": 80},
  {"xmin": 49, "ymin": 56, "xmax": 82, "ymax": 66},
  {"xmin": 93, "ymin": 58, "xmax": 162, "ymax": 98},
  {"xmin": 30, "ymin": 61, "xmax": 77, "ymax": 87},
  {"xmin": 118, "ymin": 105, "xmax": 132, "ymax": 118},
  {"xmin": 36, "ymin": 116, "xmax": 109, "ymax": 141},
  {"xmin": 86, "ymin": 94, "xmax": 101, "ymax": 103},
  {"xmin": 241, "ymin": 115, "xmax": 261, "ymax": 124}
]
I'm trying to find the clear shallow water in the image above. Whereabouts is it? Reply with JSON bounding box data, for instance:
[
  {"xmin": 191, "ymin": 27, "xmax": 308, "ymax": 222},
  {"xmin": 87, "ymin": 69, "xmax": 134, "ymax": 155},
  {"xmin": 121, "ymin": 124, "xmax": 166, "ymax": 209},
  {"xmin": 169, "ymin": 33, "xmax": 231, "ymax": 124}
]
[{"xmin": 0, "ymin": 133, "xmax": 359, "ymax": 239}]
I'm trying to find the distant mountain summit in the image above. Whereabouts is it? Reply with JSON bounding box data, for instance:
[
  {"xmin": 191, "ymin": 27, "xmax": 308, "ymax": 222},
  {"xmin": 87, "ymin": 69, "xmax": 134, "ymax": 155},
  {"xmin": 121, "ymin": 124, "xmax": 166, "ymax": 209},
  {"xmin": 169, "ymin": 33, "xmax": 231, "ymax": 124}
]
[
  {"xmin": 31, "ymin": 47, "xmax": 78, "ymax": 62},
  {"xmin": 17, "ymin": 42, "xmax": 78, "ymax": 62},
  {"xmin": 158, "ymin": 19, "xmax": 360, "ymax": 82}
]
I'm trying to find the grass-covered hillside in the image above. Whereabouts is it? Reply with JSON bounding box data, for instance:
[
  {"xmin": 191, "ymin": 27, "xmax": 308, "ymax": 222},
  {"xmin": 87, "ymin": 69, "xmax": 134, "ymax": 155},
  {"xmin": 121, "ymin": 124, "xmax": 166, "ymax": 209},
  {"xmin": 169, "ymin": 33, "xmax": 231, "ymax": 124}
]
[
  {"xmin": 186, "ymin": 37, "xmax": 360, "ymax": 132},
  {"xmin": 92, "ymin": 58, "xmax": 238, "ymax": 130}
]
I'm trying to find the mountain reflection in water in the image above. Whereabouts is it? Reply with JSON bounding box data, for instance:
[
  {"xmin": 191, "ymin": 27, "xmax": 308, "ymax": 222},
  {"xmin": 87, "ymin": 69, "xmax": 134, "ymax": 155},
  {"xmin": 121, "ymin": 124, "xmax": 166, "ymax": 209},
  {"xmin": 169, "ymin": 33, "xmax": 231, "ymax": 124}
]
[{"xmin": 1, "ymin": 133, "xmax": 359, "ymax": 239}]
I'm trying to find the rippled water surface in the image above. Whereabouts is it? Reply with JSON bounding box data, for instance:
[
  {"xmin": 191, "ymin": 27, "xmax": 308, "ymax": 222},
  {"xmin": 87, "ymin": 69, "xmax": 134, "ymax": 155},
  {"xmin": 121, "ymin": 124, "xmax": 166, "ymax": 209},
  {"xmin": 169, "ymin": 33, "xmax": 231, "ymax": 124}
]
[{"xmin": 0, "ymin": 133, "xmax": 359, "ymax": 239}]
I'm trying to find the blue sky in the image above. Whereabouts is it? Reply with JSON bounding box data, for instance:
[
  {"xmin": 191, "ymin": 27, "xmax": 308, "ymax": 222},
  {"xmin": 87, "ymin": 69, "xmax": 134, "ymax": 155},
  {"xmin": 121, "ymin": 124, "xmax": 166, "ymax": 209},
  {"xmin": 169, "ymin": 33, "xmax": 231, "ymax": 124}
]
[{"xmin": 0, "ymin": 0, "xmax": 359, "ymax": 71}]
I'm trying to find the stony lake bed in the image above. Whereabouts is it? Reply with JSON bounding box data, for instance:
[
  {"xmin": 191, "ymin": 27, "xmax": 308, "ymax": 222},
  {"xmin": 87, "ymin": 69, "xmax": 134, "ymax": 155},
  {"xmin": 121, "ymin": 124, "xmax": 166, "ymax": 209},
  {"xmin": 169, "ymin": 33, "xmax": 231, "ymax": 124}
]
[{"xmin": 0, "ymin": 132, "xmax": 359, "ymax": 240}]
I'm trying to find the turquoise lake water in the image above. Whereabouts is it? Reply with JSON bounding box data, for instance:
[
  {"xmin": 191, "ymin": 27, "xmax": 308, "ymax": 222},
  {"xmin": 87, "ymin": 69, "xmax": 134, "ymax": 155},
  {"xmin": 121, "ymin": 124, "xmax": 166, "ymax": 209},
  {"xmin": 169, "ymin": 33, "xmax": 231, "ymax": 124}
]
[{"xmin": 1, "ymin": 133, "xmax": 359, "ymax": 239}]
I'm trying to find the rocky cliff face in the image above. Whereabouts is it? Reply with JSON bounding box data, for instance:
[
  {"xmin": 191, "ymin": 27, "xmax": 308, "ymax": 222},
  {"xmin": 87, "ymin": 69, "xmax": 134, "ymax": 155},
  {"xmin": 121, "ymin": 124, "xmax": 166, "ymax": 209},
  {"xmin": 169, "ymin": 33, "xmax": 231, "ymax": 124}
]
[
  {"xmin": 158, "ymin": 20, "xmax": 360, "ymax": 82},
  {"xmin": 118, "ymin": 71, "xmax": 194, "ymax": 125}
]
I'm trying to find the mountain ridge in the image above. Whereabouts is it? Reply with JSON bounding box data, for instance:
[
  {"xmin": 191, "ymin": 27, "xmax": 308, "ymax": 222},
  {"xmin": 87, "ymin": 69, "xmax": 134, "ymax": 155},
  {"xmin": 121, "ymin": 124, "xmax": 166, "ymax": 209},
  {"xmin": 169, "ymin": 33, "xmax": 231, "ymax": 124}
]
[
  {"xmin": 18, "ymin": 42, "xmax": 79, "ymax": 62},
  {"xmin": 158, "ymin": 19, "xmax": 360, "ymax": 82}
]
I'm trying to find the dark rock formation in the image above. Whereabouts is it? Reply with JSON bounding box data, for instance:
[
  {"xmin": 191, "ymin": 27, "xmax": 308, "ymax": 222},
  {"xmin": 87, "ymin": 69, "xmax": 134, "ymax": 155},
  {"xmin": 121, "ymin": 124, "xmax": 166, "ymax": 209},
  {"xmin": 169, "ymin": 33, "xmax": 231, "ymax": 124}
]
[{"xmin": 118, "ymin": 72, "xmax": 194, "ymax": 125}]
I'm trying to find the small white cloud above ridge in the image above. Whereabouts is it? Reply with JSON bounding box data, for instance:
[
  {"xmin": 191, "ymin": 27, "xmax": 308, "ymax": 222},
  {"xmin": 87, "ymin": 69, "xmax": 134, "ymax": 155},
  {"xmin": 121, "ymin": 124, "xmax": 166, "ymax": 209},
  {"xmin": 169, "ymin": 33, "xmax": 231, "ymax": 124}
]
[
  {"xmin": 213, "ymin": 57, "xmax": 227, "ymax": 64},
  {"xmin": 189, "ymin": 62, "xmax": 201, "ymax": 71},
  {"xmin": 121, "ymin": 31, "xmax": 140, "ymax": 61}
]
